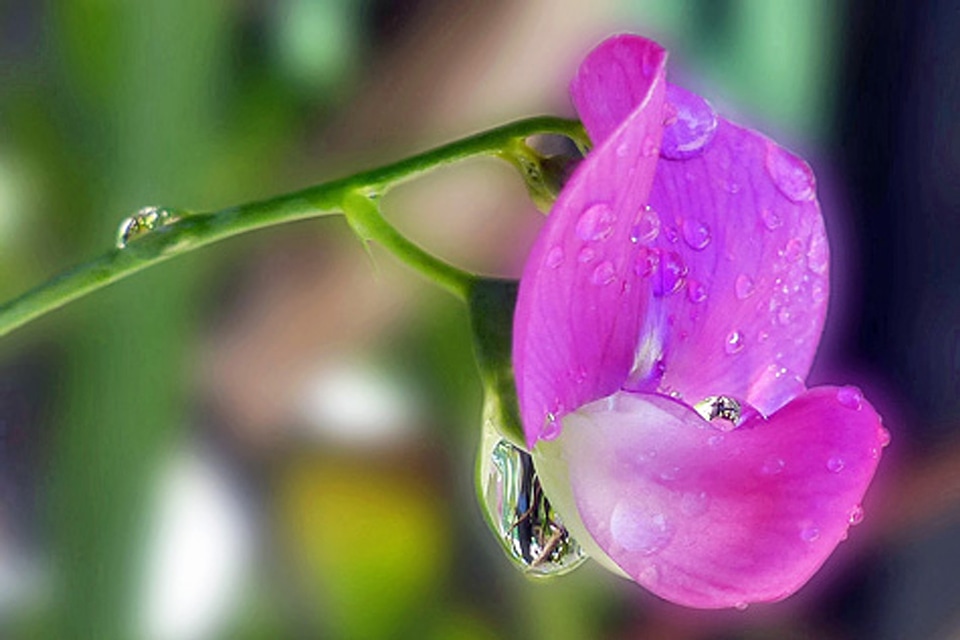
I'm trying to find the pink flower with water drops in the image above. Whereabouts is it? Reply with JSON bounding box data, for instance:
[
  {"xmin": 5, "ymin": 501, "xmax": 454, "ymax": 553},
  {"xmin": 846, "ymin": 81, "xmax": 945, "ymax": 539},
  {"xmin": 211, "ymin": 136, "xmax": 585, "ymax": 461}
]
[{"xmin": 513, "ymin": 34, "xmax": 888, "ymax": 609}]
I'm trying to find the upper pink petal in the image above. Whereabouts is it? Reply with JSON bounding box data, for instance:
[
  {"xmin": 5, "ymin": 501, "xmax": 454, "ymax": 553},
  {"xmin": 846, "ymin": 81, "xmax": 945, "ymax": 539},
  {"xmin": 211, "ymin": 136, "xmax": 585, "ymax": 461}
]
[
  {"xmin": 556, "ymin": 387, "xmax": 886, "ymax": 608},
  {"xmin": 570, "ymin": 34, "xmax": 828, "ymax": 416},
  {"xmin": 570, "ymin": 34, "xmax": 669, "ymax": 145},
  {"xmin": 513, "ymin": 40, "xmax": 667, "ymax": 449}
]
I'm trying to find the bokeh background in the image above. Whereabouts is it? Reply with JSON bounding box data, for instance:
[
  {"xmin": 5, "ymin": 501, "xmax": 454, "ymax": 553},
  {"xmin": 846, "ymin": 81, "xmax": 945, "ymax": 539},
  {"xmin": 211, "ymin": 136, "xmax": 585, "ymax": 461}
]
[{"xmin": 1, "ymin": 1, "xmax": 959, "ymax": 638}]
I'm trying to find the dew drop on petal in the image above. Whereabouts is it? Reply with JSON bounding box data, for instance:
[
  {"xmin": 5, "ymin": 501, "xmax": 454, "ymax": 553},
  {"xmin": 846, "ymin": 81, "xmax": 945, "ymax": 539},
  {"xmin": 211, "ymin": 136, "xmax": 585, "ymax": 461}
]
[
  {"xmin": 836, "ymin": 386, "xmax": 863, "ymax": 411},
  {"xmin": 734, "ymin": 602, "xmax": 749, "ymax": 612},
  {"xmin": 642, "ymin": 135, "xmax": 658, "ymax": 157},
  {"xmin": 879, "ymin": 427, "xmax": 892, "ymax": 448},
  {"xmin": 630, "ymin": 205, "xmax": 661, "ymax": 243},
  {"xmin": 724, "ymin": 329, "xmax": 744, "ymax": 355},
  {"xmin": 735, "ymin": 274, "xmax": 756, "ymax": 300},
  {"xmin": 808, "ymin": 229, "xmax": 829, "ymax": 275},
  {"xmin": 541, "ymin": 412, "xmax": 561, "ymax": 440},
  {"xmin": 811, "ymin": 280, "xmax": 826, "ymax": 302},
  {"xmin": 783, "ymin": 238, "xmax": 805, "ymax": 262},
  {"xmin": 634, "ymin": 247, "xmax": 660, "ymax": 278},
  {"xmin": 610, "ymin": 503, "xmax": 674, "ymax": 556},
  {"xmin": 546, "ymin": 246, "xmax": 565, "ymax": 269},
  {"xmin": 687, "ymin": 278, "xmax": 707, "ymax": 304},
  {"xmin": 761, "ymin": 207, "xmax": 783, "ymax": 230},
  {"xmin": 765, "ymin": 142, "xmax": 817, "ymax": 202},
  {"xmin": 591, "ymin": 261, "xmax": 617, "ymax": 286},
  {"xmin": 848, "ymin": 505, "xmax": 865, "ymax": 526},
  {"xmin": 760, "ymin": 456, "xmax": 785, "ymax": 476},
  {"xmin": 576, "ymin": 203, "xmax": 616, "ymax": 241},
  {"xmin": 679, "ymin": 491, "xmax": 710, "ymax": 517},
  {"xmin": 777, "ymin": 306, "xmax": 793, "ymax": 326},
  {"xmin": 655, "ymin": 251, "xmax": 687, "ymax": 297},
  {"xmin": 826, "ymin": 456, "xmax": 845, "ymax": 473},
  {"xmin": 800, "ymin": 526, "xmax": 821, "ymax": 543},
  {"xmin": 660, "ymin": 84, "xmax": 719, "ymax": 160},
  {"xmin": 682, "ymin": 218, "xmax": 712, "ymax": 250},
  {"xmin": 578, "ymin": 246, "xmax": 597, "ymax": 264}
]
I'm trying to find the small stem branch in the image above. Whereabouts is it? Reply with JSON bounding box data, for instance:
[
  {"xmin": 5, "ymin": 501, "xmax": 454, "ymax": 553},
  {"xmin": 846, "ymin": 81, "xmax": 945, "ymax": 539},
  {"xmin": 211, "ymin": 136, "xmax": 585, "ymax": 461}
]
[
  {"xmin": 0, "ymin": 116, "xmax": 585, "ymax": 338},
  {"xmin": 342, "ymin": 191, "xmax": 474, "ymax": 300}
]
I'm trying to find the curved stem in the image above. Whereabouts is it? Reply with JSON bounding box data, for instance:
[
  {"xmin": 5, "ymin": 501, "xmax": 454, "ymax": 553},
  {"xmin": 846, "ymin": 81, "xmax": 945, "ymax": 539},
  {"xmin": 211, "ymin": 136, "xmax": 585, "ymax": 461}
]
[
  {"xmin": 342, "ymin": 191, "xmax": 474, "ymax": 300},
  {"xmin": 0, "ymin": 116, "xmax": 585, "ymax": 338}
]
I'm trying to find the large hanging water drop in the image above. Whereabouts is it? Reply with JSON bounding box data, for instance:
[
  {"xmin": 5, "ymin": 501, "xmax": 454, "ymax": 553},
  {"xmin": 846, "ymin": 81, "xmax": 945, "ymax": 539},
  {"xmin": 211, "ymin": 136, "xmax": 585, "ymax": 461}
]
[
  {"xmin": 477, "ymin": 430, "xmax": 587, "ymax": 577},
  {"xmin": 116, "ymin": 206, "xmax": 184, "ymax": 249}
]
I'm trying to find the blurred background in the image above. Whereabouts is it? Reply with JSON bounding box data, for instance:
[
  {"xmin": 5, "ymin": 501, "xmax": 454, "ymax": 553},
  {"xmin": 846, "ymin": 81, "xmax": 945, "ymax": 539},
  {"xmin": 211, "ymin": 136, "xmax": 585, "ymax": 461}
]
[{"xmin": 1, "ymin": 0, "xmax": 959, "ymax": 638}]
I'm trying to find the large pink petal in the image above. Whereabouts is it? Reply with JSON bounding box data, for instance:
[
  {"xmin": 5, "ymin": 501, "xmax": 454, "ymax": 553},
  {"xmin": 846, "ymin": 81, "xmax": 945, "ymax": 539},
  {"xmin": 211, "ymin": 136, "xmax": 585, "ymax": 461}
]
[
  {"xmin": 549, "ymin": 387, "xmax": 886, "ymax": 608},
  {"xmin": 513, "ymin": 39, "xmax": 667, "ymax": 449},
  {"xmin": 633, "ymin": 118, "xmax": 829, "ymax": 416},
  {"xmin": 570, "ymin": 34, "xmax": 828, "ymax": 416}
]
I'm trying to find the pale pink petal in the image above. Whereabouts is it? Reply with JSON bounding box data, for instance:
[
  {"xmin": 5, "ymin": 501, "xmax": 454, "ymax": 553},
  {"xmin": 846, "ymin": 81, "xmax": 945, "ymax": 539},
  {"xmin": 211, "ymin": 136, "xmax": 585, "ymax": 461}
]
[
  {"xmin": 553, "ymin": 387, "xmax": 885, "ymax": 608},
  {"xmin": 513, "ymin": 41, "xmax": 667, "ymax": 448}
]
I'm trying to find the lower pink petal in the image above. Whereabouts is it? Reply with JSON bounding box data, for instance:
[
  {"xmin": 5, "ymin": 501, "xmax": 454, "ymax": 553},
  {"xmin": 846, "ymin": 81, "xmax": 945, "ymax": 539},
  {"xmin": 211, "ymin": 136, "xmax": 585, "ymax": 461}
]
[{"xmin": 551, "ymin": 386, "xmax": 885, "ymax": 608}]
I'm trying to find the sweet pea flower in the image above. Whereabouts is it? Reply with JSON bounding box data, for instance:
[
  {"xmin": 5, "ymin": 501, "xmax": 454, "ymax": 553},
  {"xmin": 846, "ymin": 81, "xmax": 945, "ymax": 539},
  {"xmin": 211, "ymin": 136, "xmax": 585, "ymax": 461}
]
[{"xmin": 512, "ymin": 34, "xmax": 888, "ymax": 609}]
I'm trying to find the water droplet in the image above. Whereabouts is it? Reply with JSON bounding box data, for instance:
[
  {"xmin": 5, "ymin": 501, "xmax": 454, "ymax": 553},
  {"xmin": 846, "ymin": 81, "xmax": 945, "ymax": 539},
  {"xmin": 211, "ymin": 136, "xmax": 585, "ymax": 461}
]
[
  {"xmin": 707, "ymin": 434, "xmax": 725, "ymax": 447},
  {"xmin": 777, "ymin": 306, "xmax": 793, "ymax": 326},
  {"xmin": 826, "ymin": 456, "xmax": 845, "ymax": 473},
  {"xmin": 542, "ymin": 413, "xmax": 561, "ymax": 440},
  {"xmin": 630, "ymin": 205, "xmax": 661, "ymax": 243},
  {"xmin": 811, "ymin": 280, "xmax": 826, "ymax": 302},
  {"xmin": 634, "ymin": 247, "xmax": 660, "ymax": 278},
  {"xmin": 679, "ymin": 491, "xmax": 710, "ymax": 517},
  {"xmin": 735, "ymin": 274, "xmax": 756, "ymax": 300},
  {"xmin": 610, "ymin": 503, "xmax": 674, "ymax": 556},
  {"xmin": 848, "ymin": 505, "xmax": 864, "ymax": 526},
  {"xmin": 578, "ymin": 246, "xmax": 597, "ymax": 264},
  {"xmin": 694, "ymin": 395, "xmax": 743, "ymax": 426},
  {"xmin": 800, "ymin": 526, "xmax": 820, "ymax": 543},
  {"xmin": 760, "ymin": 457, "xmax": 785, "ymax": 476},
  {"xmin": 116, "ymin": 206, "xmax": 183, "ymax": 249},
  {"xmin": 658, "ymin": 466, "xmax": 681, "ymax": 482},
  {"xmin": 479, "ymin": 438, "xmax": 587, "ymax": 576},
  {"xmin": 591, "ymin": 261, "xmax": 617, "ymax": 286},
  {"xmin": 655, "ymin": 251, "xmax": 687, "ymax": 297},
  {"xmin": 663, "ymin": 224, "xmax": 680, "ymax": 244},
  {"xmin": 836, "ymin": 386, "xmax": 863, "ymax": 411},
  {"xmin": 546, "ymin": 246, "xmax": 565, "ymax": 269},
  {"xmin": 724, "ymin": 330, "xmax": 745, "ymax": 355},
  {"xmin": 783, "ymin": 238, "xmax": 805, "ymax": 262},
  {"xmin": 765, "ymin": 142, "xmax": 816, "ymax": 202},
  {"xmin": 734, "ymin": 602, "xmax": 749, "ymax": 611},
  {"xmin": 682, "ymin": 219, "xmax": 712, "ymax": 250},
  {"xmin": 807, "ymin": 229, "xmax": 829, "ymax": 275},
  {"xmin": 660, "ymin": 84, "xmax": 719, "ymax": 160},
  {"xmin": 687, "ymin": 279, "xmax": 708, "ymax": 304},
  {"xmin": 761, "ymin": 208, "xmax": 783, "ymax": 230},
  {"xmin": 878, "ymin": 427, "xmax": 891, "ymax": 448},
  {"xmin": 576, "ymin": 203, "xmax": 616, "ymax": 241},
  {"xmin": 642, "ymin": 135, "xmax": 658, "ymax": 157},
  {"xmin": 616, "ymin": 142, "xmax": 630, "ymax": 157},
  {"xmin": 638, "ymin": 564, "xmax": 660, "ymax": 585}
]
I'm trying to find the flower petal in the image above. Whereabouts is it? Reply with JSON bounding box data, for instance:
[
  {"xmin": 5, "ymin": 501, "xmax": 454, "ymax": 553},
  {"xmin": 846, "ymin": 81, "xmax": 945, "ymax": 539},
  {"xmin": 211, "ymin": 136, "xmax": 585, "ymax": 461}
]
[
  {"xmin": 632, "ymin": 120, "xmax": 829, "ymax": 416},
  {"xmin": 535, "ymin": 387, "xmax": 886, "ymax": 608},
  {"xmin": 513, "ymin": 40, "xmax": 667, "ymax": 448},
  {"xmin": 570, "ymin": 34, "xmax": 669, "ymax": 145},
  {"xmin": 571, "ymin": 34, "xmax": 828, "ymax": 416}
]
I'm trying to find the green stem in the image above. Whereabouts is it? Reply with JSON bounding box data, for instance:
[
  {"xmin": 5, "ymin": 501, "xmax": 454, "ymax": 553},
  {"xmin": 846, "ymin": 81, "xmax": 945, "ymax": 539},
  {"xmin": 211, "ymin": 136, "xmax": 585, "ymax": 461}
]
[{"xmin": 0, "ymin": 116, "xmax": 585, "ymax": 339}]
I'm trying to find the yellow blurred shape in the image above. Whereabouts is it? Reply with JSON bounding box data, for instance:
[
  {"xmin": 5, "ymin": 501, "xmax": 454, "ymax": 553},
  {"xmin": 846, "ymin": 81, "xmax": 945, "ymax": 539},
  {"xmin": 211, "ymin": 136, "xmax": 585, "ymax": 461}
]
[{"xmin": 278, "ymin": 457, "xmax": 450, "ymax": 639}]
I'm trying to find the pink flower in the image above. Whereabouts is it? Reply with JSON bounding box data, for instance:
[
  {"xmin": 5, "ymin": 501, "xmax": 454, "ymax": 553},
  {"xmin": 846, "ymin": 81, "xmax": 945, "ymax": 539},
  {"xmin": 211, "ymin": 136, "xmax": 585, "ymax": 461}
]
[{"xmin": 512, "ymin": 34, "xmax": 888, "ymax": 609}]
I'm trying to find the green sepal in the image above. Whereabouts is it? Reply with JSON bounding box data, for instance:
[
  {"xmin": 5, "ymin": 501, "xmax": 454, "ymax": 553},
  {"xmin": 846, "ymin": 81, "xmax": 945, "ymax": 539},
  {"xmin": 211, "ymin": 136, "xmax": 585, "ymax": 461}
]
[{"xmin": 466, "ymin": 277, "xmax": 525, "ymax": 447}]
